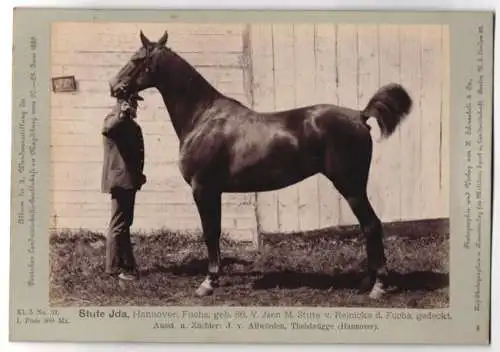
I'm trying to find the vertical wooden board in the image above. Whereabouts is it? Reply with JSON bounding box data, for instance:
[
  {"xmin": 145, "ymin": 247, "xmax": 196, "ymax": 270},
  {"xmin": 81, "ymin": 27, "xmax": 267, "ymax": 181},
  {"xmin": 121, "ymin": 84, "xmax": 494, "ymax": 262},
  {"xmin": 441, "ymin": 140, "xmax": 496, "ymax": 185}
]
[
  {"xmin": 272, "ymin": 24, "xmax": 300, "ymax": 232},
  {"xmin": 336, "ymin": 24, "xmax": 358, "ymax": 226},
  {"xmin": 376, "ymin": 25, "xmax": 402, "ymax": 222},
  {"xmin": 399, "ymin": 26, "xmax": 422, "ymax": 221},
  {"xmin": 294, "ymin": 24, "xmax": 320, "ymax": 231},
  {"xmin": 250, "ymin": 24, "xmax": 279, "ymax": 233},
  {"xmin": 420, "ymin": 25, "xmax": 443, "ymax": 219},
  {"xmin": 314, "ymin": 24, "xmax": 341, "ymax": 228},
  {"xmin": 440, "ymin": 25, "xmax": 451, "ymax": 217},
  {"xmin": 357, "ymin": 25, "xmax": 383, "ymax": 219}
]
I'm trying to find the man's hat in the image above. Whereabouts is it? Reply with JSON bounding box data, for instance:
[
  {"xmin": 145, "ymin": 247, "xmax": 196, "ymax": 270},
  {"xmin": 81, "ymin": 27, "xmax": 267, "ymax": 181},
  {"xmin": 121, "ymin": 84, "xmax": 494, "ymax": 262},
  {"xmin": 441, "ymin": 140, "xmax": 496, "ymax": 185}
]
[
  {"xmin": 118, "ymin": 92, "xmax": 144, "ymax": 107},
  {"xmin": 128, "ymin": 93, "xmax": 144, "ymax": 102}
]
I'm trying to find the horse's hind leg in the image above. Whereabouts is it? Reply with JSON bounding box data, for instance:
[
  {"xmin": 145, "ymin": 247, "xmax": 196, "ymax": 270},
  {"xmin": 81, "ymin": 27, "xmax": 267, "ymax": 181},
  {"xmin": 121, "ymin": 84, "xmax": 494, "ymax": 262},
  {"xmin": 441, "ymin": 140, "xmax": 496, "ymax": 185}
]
[
  {"xmin": 191, "ymin": 182, "xmax": 222, "ymax": 297},
  {"xmin": 323, "ymin": 146, "xmax": 389, "ymax": 299},
  {"xmin": 344, "ymin": 194, "xmax": 388, "ymax": 298}
]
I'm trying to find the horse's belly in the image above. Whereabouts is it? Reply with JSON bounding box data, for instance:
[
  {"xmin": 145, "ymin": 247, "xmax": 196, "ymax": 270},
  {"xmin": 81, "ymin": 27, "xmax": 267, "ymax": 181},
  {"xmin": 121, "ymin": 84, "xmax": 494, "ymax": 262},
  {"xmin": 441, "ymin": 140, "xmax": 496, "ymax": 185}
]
[
  {"xmin": 224, "ymin": 157, "xmax": 318, "ymax": 193},
  {"xmin": 223, "ymin": 175, "xmax": 308, "ymax": 193}
]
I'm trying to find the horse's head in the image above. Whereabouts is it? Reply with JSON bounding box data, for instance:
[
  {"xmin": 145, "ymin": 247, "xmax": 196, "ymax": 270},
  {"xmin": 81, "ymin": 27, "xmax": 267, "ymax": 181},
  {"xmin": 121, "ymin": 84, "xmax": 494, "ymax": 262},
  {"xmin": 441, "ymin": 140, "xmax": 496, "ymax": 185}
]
[{"xmin": 109, "ymin": 30, "xmax": 169, "ymax": 99}]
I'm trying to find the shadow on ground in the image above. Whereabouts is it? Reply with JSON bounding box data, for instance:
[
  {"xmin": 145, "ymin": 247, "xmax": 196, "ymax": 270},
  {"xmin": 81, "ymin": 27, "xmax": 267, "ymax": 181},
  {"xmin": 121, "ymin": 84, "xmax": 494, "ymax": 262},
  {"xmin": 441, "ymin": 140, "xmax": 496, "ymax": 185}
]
[
  {"xmin": 141, "ymin": 257, "xmax": 448, "ymax": 293},
  {"xmin": 252, "ymin": 270, "xmax": 448, "ymax": 292}
]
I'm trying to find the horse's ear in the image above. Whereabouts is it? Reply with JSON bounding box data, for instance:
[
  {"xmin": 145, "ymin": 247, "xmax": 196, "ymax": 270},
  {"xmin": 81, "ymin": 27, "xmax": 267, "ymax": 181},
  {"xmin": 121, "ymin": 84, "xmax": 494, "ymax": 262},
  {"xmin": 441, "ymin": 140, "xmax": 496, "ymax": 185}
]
[
  {"xmin": 157, "ymin": 31, "xmax": 169, "ymax": 47},
  {"xmin": 140, "ymin": 30, "xmax": 151, "ymax": 47}
]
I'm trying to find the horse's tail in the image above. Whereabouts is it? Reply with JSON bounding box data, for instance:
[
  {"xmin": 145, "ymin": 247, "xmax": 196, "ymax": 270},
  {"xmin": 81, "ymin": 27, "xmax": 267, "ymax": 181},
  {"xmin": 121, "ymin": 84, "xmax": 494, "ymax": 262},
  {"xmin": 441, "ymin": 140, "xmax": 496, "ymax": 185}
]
[{"xmin": 361, "ymin": 83, "xmax": 412, "ymax": 138}]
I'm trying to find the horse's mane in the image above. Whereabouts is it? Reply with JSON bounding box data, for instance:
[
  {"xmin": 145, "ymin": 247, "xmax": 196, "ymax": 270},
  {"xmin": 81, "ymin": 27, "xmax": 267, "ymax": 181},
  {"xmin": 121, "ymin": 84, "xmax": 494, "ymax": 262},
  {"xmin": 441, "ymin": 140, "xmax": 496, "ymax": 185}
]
[{"xmin": 159, "ymin": 47, "xmax": 221, "ymax": 100}]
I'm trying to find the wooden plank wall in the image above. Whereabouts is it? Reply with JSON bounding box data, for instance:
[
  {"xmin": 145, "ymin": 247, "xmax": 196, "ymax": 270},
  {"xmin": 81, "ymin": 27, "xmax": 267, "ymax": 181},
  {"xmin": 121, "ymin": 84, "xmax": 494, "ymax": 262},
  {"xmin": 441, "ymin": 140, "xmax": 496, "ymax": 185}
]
[
  {"xmin": 50, "ymin": 22, "xmax": 450, "ymax": 241},
  {"xmin": 250, "ymin": 24, "xmax": 450, "ymax": 233},
  {"xmin": 50, "ymin": 22, "xmax": 258, "ymax": 241}
]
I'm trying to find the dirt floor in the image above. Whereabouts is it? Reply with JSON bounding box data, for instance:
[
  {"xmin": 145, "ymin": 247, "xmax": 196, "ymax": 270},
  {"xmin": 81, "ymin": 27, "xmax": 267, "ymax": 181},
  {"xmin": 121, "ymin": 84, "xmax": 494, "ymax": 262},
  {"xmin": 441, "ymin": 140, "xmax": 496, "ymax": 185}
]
[{"xmin": 49, "ymin": 219, "xmax": 449, "ymax": 308}]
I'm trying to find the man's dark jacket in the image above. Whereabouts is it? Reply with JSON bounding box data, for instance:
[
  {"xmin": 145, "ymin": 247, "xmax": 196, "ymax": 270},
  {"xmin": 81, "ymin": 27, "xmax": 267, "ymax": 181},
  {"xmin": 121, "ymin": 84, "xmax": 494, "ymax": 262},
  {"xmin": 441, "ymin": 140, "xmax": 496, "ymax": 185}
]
[{"xmin": 101, "ymin": 106, "xmax": 146, "ymax": 193}]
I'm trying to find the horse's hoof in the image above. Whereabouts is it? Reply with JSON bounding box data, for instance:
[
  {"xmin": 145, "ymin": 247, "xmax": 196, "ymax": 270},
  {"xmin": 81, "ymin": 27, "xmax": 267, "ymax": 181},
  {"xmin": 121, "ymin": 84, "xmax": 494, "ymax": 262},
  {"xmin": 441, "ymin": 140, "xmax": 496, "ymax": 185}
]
[
  {"xmin": 195, "ymin": 283, "xmax": 214, "ymax": 297},
  {"xmin": 359, "ymin": 275, "xmax": 375, "ymax": 293},
  {"xmin": 368, "ymin": 281, "xmax": 386, "ymax": 300}
]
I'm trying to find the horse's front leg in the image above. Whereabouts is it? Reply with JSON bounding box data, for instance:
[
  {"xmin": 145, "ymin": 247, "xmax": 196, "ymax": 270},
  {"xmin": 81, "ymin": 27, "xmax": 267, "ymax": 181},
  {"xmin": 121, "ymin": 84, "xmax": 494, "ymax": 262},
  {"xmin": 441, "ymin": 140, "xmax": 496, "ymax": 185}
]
[{"xmin": 192, "ymin": 184, "xmax": 222, "ymax": 297}]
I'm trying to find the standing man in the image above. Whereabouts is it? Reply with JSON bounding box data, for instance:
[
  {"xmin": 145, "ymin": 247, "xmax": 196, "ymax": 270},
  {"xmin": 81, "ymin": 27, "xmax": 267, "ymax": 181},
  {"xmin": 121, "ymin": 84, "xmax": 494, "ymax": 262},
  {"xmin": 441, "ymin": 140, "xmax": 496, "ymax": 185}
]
[{"xmin": 101, "ymin": 94, "xmax": 146, "ymax": 281}]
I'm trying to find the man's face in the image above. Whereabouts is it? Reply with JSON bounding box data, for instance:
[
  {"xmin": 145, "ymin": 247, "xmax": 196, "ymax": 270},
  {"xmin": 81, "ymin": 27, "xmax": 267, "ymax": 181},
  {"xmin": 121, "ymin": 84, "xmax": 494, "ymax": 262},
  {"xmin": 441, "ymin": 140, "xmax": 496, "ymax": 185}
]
[{"xmin": 120, "ymin": 100, "xmax": 138, "ymax": 118}]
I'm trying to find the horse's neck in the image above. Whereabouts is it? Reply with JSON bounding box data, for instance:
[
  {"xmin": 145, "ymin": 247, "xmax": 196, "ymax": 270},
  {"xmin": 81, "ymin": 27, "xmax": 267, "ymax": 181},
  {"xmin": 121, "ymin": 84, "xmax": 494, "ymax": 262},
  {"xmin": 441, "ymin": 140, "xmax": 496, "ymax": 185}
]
[{"xmin": 155, "ymin": 51, "xmax": 221, "ymax": 139}]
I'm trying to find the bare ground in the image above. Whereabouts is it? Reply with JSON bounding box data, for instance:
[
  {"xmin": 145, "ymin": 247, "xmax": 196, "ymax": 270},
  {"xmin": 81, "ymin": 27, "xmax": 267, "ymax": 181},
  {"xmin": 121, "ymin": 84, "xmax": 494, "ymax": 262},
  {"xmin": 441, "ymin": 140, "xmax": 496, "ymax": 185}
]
[{"xmin": 49, "ymin": 218, "xmax": 449, "ymax": 308}]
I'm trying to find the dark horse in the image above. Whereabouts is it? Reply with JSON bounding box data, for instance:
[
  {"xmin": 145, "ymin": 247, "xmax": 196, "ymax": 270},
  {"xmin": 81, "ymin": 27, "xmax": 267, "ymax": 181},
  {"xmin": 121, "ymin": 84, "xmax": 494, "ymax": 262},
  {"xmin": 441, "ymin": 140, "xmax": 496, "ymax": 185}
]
[{"xmin": 109, "ymin": 30, "xmax": 412, "ymax": 299}]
